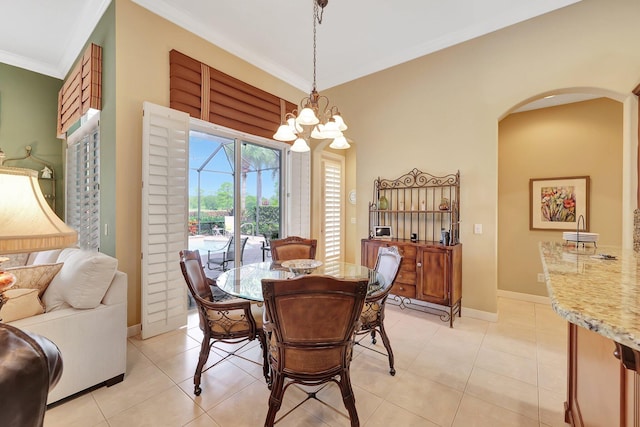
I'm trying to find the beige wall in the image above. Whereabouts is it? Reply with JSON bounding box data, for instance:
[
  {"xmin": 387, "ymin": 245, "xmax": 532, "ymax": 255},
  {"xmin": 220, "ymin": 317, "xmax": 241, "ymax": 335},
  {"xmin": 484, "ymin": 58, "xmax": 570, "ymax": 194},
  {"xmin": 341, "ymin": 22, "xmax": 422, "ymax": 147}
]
[
  {"xmin": 114, "ymin": 0, "xmax": 304, "ymax": 325},
  {"xmin": 113, "ymin": 0, "xmax": 640, "ymax": 324},
  {"xmin": 498, "ymin": 98, "xmax": 623, "ymax": 296},
  {"xmin": 323, "ymin": 0, "xmax": 639, "ymax": 314}
]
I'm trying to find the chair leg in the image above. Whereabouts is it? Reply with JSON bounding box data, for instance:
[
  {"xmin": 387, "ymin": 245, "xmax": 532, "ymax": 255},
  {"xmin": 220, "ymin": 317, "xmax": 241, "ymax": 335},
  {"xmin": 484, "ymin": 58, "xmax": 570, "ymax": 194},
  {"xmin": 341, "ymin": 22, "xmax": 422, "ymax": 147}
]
[
  {"xmin": 377, "ymin": 323, "xmax": 395, "ymax": 376},
  {"xmin": 264, "ymin": 372, "xmax": 285, "ymax": 427},
  {"xmin": 338, "ymin": 370, "xmax": 360, "ymax": 427},
  {"xmin": 194, "ymin": 337, "xmax": 213, "ymax": 396},
  {"xmin": 258, "ymin": 332, "xmax": 270, "ymax": 386}
]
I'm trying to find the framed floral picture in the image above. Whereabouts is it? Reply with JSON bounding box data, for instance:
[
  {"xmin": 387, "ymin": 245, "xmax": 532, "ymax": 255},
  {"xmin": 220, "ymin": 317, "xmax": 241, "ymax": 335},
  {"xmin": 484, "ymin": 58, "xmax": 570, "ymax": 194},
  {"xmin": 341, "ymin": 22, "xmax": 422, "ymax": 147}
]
[{"xmin": 529, "ymin": 176, "xmax": 590, "ymax": 231}]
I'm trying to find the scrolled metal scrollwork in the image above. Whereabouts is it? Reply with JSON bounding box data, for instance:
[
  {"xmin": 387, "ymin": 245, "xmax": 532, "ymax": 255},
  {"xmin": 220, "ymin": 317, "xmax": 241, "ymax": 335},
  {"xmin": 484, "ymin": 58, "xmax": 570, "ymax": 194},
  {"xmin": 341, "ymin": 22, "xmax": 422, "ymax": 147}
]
[{"xmin": 376, "ymin": 168, "xmax": 459, "ymax": 190}]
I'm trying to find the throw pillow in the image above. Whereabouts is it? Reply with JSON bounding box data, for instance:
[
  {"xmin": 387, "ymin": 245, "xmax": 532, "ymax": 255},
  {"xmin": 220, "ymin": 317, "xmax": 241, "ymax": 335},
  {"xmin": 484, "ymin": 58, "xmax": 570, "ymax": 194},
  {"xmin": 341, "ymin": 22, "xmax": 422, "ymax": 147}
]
[
  {"xmin": 42, "ymin": 250, "xmax": 118, "ymax": 311},
  {"xmin": 0, "ymin": 288, "xmax": 45, "ymax": 322},
  {"xmin": 6, "ymin": 263, "xmax": 64, "ymax": 296}
]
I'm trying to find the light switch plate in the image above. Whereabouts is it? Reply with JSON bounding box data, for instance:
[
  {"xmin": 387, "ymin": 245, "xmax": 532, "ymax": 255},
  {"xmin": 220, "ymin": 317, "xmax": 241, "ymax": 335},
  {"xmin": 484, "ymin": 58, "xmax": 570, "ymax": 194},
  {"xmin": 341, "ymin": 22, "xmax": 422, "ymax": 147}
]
[{"xmin": 474, "ymin": 224, "xmax": 482, "ymax": 234}]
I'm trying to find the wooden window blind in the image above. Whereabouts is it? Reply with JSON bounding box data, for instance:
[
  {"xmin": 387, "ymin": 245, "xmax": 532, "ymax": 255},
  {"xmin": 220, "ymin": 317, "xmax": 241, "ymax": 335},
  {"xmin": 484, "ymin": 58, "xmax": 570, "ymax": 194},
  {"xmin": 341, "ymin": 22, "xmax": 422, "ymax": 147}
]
[
  {"xmin": 169, "ymin": 50, "xmax": 296, "ymax": 141},
  {"xmin": 57, "ymin": 43, "xmax": 102, "ymax": 137}
]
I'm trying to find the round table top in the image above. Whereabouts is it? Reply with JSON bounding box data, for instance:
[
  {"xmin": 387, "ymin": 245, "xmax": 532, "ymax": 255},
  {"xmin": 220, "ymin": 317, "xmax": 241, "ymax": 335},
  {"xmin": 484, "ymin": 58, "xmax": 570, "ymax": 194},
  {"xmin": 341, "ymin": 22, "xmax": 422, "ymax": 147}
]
[{"xmin": 215, "ymin": 261, "xmax": 388, "ymax": 302}]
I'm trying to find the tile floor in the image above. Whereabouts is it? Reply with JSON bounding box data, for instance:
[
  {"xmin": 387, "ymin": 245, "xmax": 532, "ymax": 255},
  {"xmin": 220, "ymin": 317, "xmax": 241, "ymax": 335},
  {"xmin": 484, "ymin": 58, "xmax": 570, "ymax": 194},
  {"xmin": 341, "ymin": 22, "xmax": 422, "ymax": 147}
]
[{"xmin": 43, "ymin": 297, "xmax": 569, "ymax": 426}]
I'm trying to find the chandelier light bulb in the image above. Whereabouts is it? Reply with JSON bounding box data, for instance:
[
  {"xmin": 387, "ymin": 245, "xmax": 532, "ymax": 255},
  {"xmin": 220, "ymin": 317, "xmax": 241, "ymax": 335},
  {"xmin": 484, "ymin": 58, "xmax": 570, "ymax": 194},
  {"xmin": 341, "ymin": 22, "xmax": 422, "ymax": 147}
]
[
  {"xmin": 273, "ymin": 124, "xmax": 297, "ymax": 142},
  {"xmin": 296, "ymin": 107, "xmax": 319, "ymax": 126},
  {"xmin": 287, "ymin": 117, "xmax": 303, "ymax": 133},
  {"xmin": 290, "ymin": 138, "xmax": 311, "ymax": 152},
  {"xmin": 310, "ymin": 124, "xmax": 325, "ymax": 139},
  {"xmin": 329, "ymin": 135, "xmax": 350, "ymax": 149},
  {"xmin": 332, "ymin": 114, "xmax": 348, "ymax": 131},
  {"xmin": 320, "ymin": 120, "xmax": 343, "ymax": 139}
]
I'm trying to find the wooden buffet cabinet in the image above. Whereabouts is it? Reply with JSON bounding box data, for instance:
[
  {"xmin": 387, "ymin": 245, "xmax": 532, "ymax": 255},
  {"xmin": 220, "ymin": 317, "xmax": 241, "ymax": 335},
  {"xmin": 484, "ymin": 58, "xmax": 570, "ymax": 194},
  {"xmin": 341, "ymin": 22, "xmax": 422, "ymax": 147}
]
[
  {"xmin": 365, "ymin": 169, "xmax": 463, "ymax": 327},
  {"xmin": 361, "ymin": 239, "xmax": 462, "ymax": 327},
  {"xmin": 539, "ymin": 242, "xmax": 640, "ymax": 426}
]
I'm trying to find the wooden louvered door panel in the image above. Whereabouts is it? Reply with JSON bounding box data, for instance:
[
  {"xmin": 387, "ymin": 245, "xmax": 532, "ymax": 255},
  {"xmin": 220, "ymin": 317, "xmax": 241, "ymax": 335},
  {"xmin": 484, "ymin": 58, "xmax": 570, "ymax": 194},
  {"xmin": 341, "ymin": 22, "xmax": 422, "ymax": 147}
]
[{"xmin": 141, "ymin": 102, "xmax": 189, "ymax": 339}]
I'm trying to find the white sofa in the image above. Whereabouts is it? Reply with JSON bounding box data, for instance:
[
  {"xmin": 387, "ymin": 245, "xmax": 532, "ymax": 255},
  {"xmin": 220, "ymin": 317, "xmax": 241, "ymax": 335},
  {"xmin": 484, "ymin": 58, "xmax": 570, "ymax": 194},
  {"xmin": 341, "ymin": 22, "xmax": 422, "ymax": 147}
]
[{"xmin": 6, "ymin": 248, "xmax": 127, "ymax": 404}]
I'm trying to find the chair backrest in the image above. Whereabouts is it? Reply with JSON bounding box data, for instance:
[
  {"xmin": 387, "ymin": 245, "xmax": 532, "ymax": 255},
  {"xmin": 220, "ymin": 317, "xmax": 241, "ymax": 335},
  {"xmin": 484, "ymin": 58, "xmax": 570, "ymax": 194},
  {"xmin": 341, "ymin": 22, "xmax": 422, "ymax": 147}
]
[
  {"xmin": 375, "ymin": 246, "xmax": 402, "ymax": 287},
  {"xmin": 226, "ymin": 236, "xmax": 249, "ymax": 262},
  {"xmin": 179, "ymin": 249, "xmax": 213, "ymax": 302},
  {"xmin": 270, "ymin": 236, "xmax": 317, "ymax": 261},
  {"xmin": 261, "ymin": 275, "xmax": 368, "ymax": 374}
]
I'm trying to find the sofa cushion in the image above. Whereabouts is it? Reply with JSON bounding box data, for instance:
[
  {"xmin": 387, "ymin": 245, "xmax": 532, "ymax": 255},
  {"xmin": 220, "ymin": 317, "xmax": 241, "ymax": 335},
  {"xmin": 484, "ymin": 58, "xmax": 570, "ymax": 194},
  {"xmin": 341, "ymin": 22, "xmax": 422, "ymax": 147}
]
[
  {"xmin": 6, "ymin": 263, "xmax": 63, "ymax": 297},
  {"xmin": 30, "ymin": 249, "xmax": 63, "ymax": 265},
  {"xmin": 0, "ymin": 288, "xmax": 45, "ymax": 322},
  {"xmin": 42, "ymin": 250, "xmax": 118, "ymax": 311}
]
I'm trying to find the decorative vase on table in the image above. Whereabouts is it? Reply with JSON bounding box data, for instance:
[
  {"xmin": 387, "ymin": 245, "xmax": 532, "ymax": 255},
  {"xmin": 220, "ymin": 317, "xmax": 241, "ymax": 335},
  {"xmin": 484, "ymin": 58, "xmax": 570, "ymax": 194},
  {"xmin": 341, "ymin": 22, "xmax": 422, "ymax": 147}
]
[
  {"xmin": 439, "ymin": 198, "xmax": 450, "ymax": 211},
  {"xmin": 378, "ymin": 195, "xmax": 389, "ymax": 210}
]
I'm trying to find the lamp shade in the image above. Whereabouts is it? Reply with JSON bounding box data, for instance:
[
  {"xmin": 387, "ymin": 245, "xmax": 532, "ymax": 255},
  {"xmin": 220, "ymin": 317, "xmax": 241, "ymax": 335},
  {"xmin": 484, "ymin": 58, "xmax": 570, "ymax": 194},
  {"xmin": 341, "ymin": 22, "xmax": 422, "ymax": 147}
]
[
  {"xmin": 0, "ymin": 167, "xmax": 77, "ymax": 254},
  {"xmin": 329, "ymin": 136, "xmax": 351, "ymax": 149},
  {"xmin": 273, "ymin": 124, "xmax": 297, "ymax": 142},
  {"xmin": 290, "ymin": 138, "xmax": 311, "ymax": 153}
]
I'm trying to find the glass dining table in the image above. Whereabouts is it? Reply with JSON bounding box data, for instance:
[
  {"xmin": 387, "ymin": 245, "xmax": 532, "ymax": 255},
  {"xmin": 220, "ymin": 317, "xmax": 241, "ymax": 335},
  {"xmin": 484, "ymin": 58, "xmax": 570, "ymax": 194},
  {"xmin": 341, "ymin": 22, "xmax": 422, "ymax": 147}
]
[{"xmin": 215, "ymin": 261, "xmax": 389, "ymax": 302}]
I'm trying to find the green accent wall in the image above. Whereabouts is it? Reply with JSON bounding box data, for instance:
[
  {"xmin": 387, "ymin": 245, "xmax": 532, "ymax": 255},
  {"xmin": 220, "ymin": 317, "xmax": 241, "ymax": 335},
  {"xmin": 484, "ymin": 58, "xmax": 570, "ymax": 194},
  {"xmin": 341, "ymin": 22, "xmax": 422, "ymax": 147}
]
[
  {"xmin": 0, "ymin": 63, "xmax": 63, "ymax": 217},
  {"xmin": 66, "ymin": 2, "xmax": 117, "ymax": 256}
]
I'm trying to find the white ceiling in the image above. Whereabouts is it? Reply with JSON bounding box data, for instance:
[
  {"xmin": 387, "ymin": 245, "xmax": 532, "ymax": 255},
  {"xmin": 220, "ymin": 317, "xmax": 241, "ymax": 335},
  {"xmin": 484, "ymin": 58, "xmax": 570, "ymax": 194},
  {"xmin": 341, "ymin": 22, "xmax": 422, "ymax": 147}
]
[{"xmin": 1, "ymin": 0, "xmax": 582, "ymax": 93}]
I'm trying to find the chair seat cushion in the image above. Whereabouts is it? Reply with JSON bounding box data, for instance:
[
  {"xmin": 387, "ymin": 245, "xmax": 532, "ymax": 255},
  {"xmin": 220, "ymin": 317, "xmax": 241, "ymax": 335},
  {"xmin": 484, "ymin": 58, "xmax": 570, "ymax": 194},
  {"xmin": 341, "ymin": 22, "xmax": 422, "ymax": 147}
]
[
  {"xmin": 206, "ymin": 301, "xmax": 263, "ymax": 334},
  {"xmin": 360, "ymin": 301, "xmax": 382, "ymax": 324}
]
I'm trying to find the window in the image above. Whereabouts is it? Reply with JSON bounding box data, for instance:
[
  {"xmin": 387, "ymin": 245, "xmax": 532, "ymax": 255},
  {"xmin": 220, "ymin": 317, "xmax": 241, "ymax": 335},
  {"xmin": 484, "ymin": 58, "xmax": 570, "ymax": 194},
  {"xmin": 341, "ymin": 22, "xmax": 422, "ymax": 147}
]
[
  {"xmin": 66, "ymin": 111, "xmax": 100, "ymax": 250},
  {"xmin": 322, "ymin": 155, "xmax": 344, "ymax": 262}
]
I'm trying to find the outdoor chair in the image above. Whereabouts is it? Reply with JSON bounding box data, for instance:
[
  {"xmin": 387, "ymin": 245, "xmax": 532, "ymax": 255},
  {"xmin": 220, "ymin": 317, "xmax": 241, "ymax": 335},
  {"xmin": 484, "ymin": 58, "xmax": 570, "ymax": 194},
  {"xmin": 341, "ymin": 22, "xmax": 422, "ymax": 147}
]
[
  {"xmin": 261, "ymin": 274, "xmax": 368, "ymax": 427},
  {"xmin": 180, "ymin": 249, "xmax": 269, "ymax": 396},
  {"xmin": 354, "ymin": 246, "xmax": 402, "ymax": 375},
  {"xmin": 207, "ymin": 235, "xmax": 249, "ymax": 271},
  {"xmin": 269, "ymin": 236, "xmax": 317, "ymax": 262}
]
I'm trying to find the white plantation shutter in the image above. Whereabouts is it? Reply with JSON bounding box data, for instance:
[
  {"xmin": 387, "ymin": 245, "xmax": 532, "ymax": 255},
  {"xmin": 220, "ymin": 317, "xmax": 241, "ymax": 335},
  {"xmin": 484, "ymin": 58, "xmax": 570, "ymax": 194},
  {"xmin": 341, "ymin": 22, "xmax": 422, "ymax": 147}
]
[
  {"xmin": 322, "ymin": 157, "xmax": 343, "ymax": 263},
  {"xmin": 141, "ymin": 102, "xmax": 189, "ymax": 339},
  {"xmin": 66, "ymin": 112, "xmax": 100, "ymax": 250},
  {"xmin": 287, "ymin": 150, "xmax": 310, "ymax": 237}
]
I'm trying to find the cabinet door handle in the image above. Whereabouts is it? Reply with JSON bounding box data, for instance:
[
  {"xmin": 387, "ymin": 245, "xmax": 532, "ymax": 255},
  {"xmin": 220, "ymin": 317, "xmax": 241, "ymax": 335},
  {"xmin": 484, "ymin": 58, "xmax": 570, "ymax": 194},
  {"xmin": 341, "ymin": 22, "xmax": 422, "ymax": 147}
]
[{"xmin": 417, "ymin": 262, "xmax": 422, "ymax": 268}]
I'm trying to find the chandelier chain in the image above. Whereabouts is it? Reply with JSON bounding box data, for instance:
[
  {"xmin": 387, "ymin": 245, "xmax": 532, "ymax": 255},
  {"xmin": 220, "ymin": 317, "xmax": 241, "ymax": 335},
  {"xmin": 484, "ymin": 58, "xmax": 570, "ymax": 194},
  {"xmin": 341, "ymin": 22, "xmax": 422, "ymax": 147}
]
[{"xmin": 312, "ymin": 0, "xmax": 318, "ymax": 92}]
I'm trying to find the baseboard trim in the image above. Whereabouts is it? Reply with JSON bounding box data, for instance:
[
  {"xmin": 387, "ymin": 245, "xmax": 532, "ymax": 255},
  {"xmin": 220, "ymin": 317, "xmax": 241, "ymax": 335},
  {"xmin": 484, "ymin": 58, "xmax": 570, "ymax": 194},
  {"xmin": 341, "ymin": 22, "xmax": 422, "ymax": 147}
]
[
  {"xmin": 127, "ymin": 323, "xmax": 141, "ymax": 338},
  {"xmin": 497, "ymin": 289, "xmax": 550, "ymax": 305},
  {"xmin": 461, "ymin": 306, "xmax": 498, "ymax": 323}
]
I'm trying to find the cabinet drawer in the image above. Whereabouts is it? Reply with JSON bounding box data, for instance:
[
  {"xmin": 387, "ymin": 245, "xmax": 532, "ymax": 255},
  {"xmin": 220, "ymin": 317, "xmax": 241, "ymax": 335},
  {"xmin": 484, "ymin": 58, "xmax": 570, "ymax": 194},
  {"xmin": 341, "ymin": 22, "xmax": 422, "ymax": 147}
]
[
  {"xmin": 396, "ymin": 270, "xmax": 416, "ymax": 285},
  {"xmin": 398, "ymin": 245, "xmax": 417, "ymax": 259},
  {"xmin": 392, "ymin": 283, "xmax": 416, "ymax": 298}
]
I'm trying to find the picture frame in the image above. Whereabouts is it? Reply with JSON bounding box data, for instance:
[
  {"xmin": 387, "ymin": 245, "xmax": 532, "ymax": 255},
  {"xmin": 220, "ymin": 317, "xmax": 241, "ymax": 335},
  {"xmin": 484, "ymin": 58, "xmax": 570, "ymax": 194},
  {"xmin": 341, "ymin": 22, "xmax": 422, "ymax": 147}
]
[
  {"xmin": 529, "ymin": 176, "xmax": 590, "ymax": 231},
  {"xmin": 373, "ymin": 225, "xmax": 392, "ymax": 239}
]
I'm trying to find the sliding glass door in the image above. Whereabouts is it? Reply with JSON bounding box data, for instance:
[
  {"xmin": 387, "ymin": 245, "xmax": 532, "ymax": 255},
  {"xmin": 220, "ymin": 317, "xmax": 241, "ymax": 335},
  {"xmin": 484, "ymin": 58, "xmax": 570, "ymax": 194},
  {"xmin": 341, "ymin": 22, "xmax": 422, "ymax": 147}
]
[{"xmin": 187, "ymin": 123, "xmax": 284, "ymax": 270}]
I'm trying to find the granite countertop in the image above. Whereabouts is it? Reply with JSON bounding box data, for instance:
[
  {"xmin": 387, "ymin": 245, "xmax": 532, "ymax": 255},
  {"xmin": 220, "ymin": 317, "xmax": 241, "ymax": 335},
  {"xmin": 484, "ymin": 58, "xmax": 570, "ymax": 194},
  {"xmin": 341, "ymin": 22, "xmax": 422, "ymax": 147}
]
[{"xmin": 539, "ymin": 241, "xmax": 640, "ymax": 350}]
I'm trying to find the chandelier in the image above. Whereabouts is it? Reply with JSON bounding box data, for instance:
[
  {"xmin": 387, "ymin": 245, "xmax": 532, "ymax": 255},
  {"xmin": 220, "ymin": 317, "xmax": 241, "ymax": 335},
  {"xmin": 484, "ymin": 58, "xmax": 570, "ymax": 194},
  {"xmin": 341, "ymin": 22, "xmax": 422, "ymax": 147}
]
[{"xmin": 273, "ymin": 0, "xmax": 350, "ymax": 152}]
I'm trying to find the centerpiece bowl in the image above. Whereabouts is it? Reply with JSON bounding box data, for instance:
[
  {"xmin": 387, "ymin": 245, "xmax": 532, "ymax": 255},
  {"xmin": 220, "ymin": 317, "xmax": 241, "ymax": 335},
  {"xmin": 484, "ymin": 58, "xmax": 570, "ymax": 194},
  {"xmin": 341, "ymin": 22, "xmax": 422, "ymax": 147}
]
[{"xmin": 281, "ymin": 259, "xmax": 323, "ymax": 275}]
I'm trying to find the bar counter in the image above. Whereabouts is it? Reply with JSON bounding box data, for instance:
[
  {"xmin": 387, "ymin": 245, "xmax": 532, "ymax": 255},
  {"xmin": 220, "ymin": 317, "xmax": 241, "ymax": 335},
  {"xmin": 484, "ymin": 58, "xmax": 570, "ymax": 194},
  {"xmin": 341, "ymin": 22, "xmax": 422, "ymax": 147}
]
[
  {"xmin": 539, "ymin": 241, "xmax": 640, "ymax": 426},
  {"xmin": 540, "ymin": 241, "xmax": 640, "ymax": 351}
]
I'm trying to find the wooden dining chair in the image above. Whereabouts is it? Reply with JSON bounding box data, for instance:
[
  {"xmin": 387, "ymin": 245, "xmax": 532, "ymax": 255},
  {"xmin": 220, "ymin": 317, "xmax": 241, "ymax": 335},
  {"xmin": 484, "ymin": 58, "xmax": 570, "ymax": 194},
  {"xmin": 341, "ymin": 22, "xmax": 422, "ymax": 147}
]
[
  {"xmin": 261, "ymin": 275, "xmax": 368, "ymax": 427},
  {"xmin": 269, "ymin": 236, "xmax": 317, "ymax": 261},
  {"xmin": 179, "ymin": 249, "xmax": 269, "ymax": 395},
  {"xmin": 354, "ymin": 246, "xmax": 402, "ymax": 375}
]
